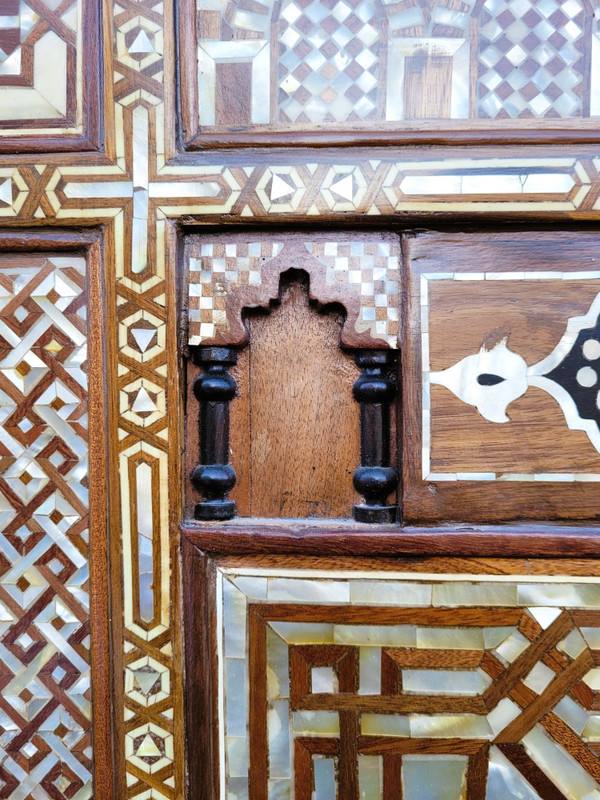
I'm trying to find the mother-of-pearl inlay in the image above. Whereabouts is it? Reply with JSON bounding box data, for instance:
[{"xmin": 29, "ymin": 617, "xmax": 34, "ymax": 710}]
[{"xmin": 425, "ymin": 281, "xmax": 600, "ymax": 477}]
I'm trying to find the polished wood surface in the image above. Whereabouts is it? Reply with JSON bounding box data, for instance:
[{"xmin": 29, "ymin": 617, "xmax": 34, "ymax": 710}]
[{"xmin": 403, "ymin": 229, "xmax": 600, "ymax": 523}]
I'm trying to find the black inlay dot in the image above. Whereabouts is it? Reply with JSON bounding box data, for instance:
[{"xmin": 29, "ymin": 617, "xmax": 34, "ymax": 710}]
[{"xmin": 477, "ymin": 374, "xmax": 505, "ymax": 386}]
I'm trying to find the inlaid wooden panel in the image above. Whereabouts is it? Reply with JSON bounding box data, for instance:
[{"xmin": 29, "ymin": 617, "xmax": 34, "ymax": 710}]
[
  {"xmin": 179, "ymin": 0, "xmax": 600, "ymax": 146},
  {"xmin": 186, "ymin": 276, "xmax": 363, "ymax": 519},
  {"xmin": 0, "ymin": 0, "xmax": 101, "ymax": 151},
  {"xmin": 0, "ymin": 239, "xmax": 111, "ymax": 800},
  {"xmin": 196, "ymin": 558, "xmax": 600, "ymax": 800},
  {"xmin": 403, "ymin": 229, "xmax": 600, "ymax": 523}
]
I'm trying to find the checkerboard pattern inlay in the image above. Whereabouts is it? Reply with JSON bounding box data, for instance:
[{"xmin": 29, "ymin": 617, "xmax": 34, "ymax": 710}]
[{"xmin": 477, "ymin": 0, "xmax": 586, "ymax": 119}]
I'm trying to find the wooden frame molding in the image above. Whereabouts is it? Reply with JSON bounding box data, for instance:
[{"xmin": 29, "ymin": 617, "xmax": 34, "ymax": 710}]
[
  {"xmin": 182, "ymin": 551, "xmax": 600, "ymax": 799},
  {"xmin": 178, "ymin": 0, "xmax": 600, "ymax": 150}
]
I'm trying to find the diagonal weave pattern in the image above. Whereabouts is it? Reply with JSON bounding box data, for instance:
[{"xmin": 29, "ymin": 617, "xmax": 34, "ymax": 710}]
[
  {"xmin": 277, "ymin": 0, "xmax": 383, "ymax": 122},
  {"xmin": 477, "ymin": 0, "xmax": 586, "ymax": 119},
  {"xmin": 0, "ymin": 255, "xmax": 91, "ymax": 800}
]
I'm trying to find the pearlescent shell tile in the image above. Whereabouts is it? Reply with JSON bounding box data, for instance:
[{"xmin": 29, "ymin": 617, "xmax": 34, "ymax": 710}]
[
  {"xmin": 486, "ymin": 698, "xmax": 521, "ymax": 736},
  {"xmin": 402, "ymin": 669, "xmax": 490, "ymax": 696},
  {"xmin": 553, "ymin": 696, "xmax": 589, "ymax": 735},
  {"xmin": 218, "ymin": 570, "xmax": 600, "ymax": 800},
  {"xmin": 493, "ymin": 630, "xmax": 530, "ymax": 662},
  {"xmin": 313, "ymin": 757, "xmax": 336, "ymax": 800},
  {"xmin": 432, "ymin": 582, "xmax": 518, "ymax": 606},
  {"xmin": 268, "ymin": 701, "xmax": 291, "ymax": 777},
  {"xmin": 402, "ymin": 756, "xmax": 468, "ymax": 800},
  {"xmin": 333, "ymin": 624, "xmax": 416, "ymax": 646},
  {"xmin": 522, "ymin": 726, "xmax": 599, "ymax": 798},
  {"xmin": 358, "ymin": 646, "xmax": 381, "ymax": 695},
  {"xmin": 350, "ymin": 580, "xmax": 432, "ymax": 605},
  {"xmin": 292, "ymin": 711, "xmax": 340, "ymax": 735},
  {"xmin": 267, "ymin": 578, "xmax": 350, "ymax": 603},
  {"xmin": 358, "ymin": 756, "xmax": 382, "ymax": 800},
  {"xmin": 487, "ymin": 747, "xmax": 544, "ymax": 800},
  {"xmin": 409, "ymin": 715, "xmax": 493, "ymax": 739},
  {"xmin": 362, "ymin": 714, "xmax": 410, "ymax": 736},
  {"xmin": 518, "ymin": 584, "xmax": 600, "ymax": 607},
  {"xmin": 416, "ymin": 627, "xmax": 484, "ymax": 649}
]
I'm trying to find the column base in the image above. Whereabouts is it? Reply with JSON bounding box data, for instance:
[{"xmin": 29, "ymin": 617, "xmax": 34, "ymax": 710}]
[
  {"xmin": 194, "ymin": 499, "xmax": 237, "ymax": 521},
  {"xmin": 353, "ymin": 504, "xmax": 397, "ymax": 524}
]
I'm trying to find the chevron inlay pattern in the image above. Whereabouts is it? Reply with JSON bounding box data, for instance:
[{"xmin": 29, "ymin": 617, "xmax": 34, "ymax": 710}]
[
  {"xmin": 220, "ymin": 567, "xmax": 600, "ymax": 800},
  {"xmin": 0, "ymin": 255, "xmax": 91, "ymax": 800}
]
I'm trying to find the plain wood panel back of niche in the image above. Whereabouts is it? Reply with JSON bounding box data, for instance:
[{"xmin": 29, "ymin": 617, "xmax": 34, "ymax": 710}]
[{"xmin": 231, "ymin": 277, "xmax": 361, "ymax": 518}]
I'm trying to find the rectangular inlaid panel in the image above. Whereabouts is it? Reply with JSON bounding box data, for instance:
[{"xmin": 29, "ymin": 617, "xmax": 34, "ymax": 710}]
[
  {"xmin": 0, "ymin": 0, "xmax": 99, "ymax": 148},
  {"xmin": 403, "ymin": 230, "xmax": 600, "ymax": 523},
  {"xmin": 0, "ymin": 255, "xmax": 92, "ymax": 797},
  {"xmin": 180, "ymin": 0, "xmax": 600, "ymax": 144},
  {"xmin": 215, "ymin": 563, "xmax": 600, "ymax": 800}
]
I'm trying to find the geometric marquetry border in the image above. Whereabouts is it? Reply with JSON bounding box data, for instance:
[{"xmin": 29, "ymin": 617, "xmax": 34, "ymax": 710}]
[{"xmin": 188, "ymin": 557, "xmax": 600, "ymax": 800}]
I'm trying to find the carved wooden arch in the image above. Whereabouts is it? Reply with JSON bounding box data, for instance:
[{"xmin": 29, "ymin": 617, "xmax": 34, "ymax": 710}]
[{"xmin": 187, "ymin": 232, "xmax": 401, "ymax": 351}]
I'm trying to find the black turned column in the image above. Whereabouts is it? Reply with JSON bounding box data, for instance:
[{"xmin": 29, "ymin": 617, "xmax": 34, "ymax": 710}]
[
  {"xmin": 352, "ymin": 350, "xmax": 399, "ymax": 523},
  {"xmin": 191, "ymin": 346, "xmax": 238, "ymax": 520}
]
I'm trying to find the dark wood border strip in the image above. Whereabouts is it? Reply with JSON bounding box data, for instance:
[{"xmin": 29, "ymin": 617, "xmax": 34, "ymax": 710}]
[
  {"xmin": 248, "ymin": 606, "xmax": 268, "ymax": 800},
  {"xmin": 182, "ymin": 541, "xmax": 217, "ymax": 800},
  {"xmin": 181, "ymin": 520, "xmax": 600, "ymax": 556},
  {"xmin": 252, "ymin": 603, "xmax": 521, "ymax": 625},
  {"xmin": 185, "ymin": 125, "xmax": 600, "ymax": 150}
]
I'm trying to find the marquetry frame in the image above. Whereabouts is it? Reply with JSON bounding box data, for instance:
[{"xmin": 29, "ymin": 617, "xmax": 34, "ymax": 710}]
[
  {"xmin": 183, "ymin": 549, "xmax": 600, "ymax": 799},
  {"xmin": 1, "ymin": 1, "xmax": 600, "ymax": 799}
]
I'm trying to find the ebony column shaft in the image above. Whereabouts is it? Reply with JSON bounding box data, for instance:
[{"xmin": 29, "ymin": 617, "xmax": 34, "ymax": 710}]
[
  {"xmin": 352, "ymin": 350, "xmax": 399, "ymax": 523},
  {"xmin": 190, "ymin": 346, "xmax": 238, "ymax": 520}
]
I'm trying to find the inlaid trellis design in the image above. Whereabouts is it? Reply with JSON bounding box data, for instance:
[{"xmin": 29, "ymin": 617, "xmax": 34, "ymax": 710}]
[
  {"xmin": 0, "ymin": 0, "xmax": 599, "ymax": 798},
  {"xmin": 218, "ymin": 566, "xmax": 600, "ymax": 800},
  {"xmin": 0, "ymin": 255, "xmax": 92, "ymax": 799},
  {"xmin": 0, "ymin": 0, "xmax": 100, "ymax": 151}
]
